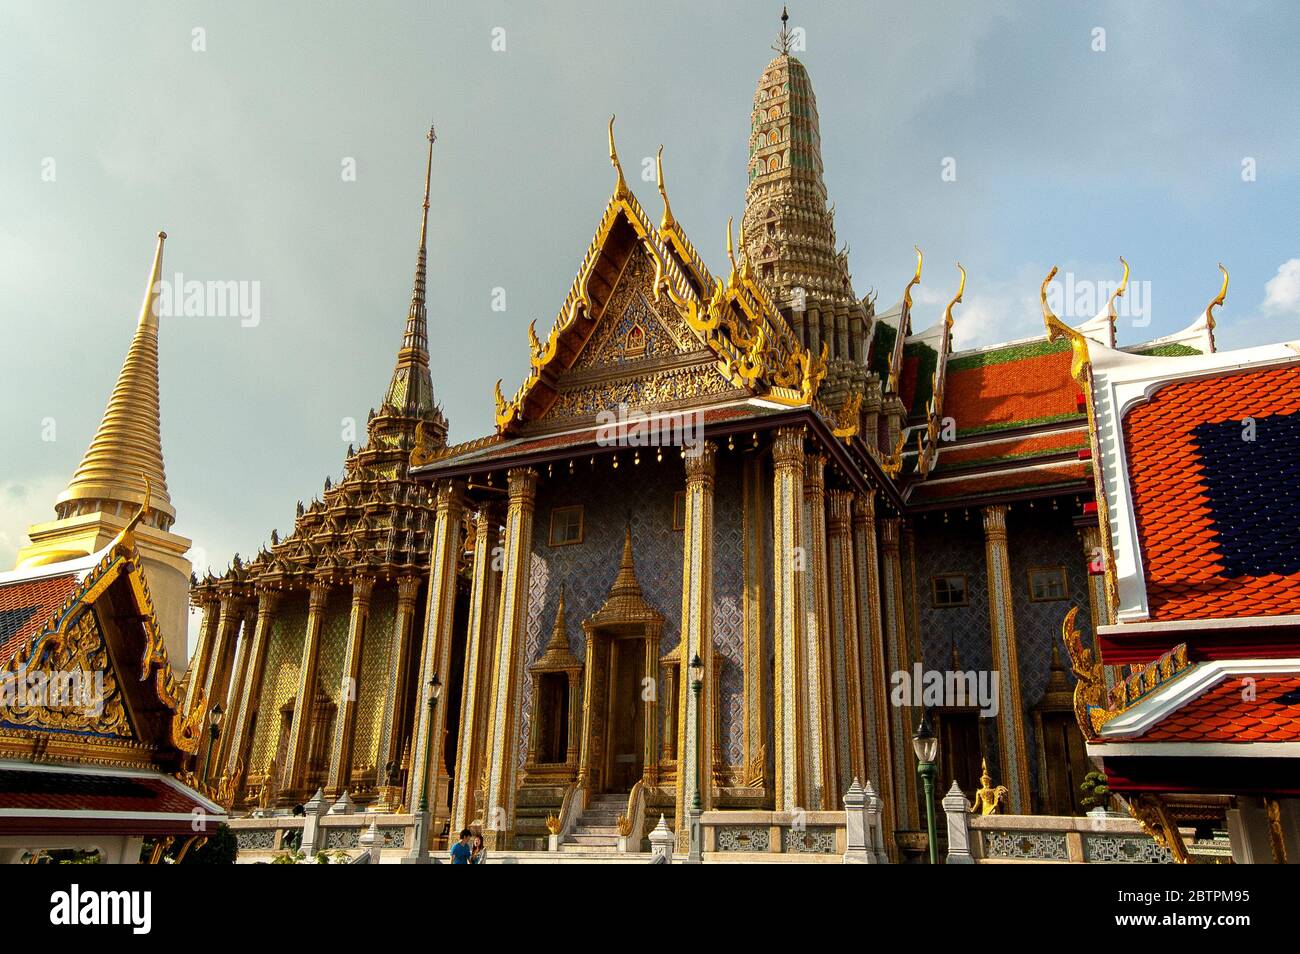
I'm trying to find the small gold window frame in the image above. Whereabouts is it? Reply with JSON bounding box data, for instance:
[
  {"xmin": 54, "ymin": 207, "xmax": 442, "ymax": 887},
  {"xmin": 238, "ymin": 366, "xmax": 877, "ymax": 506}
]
[
  {"xmin": 931, "ymin": 574, "xmax": 969, "ymax": 608},
  {"xmin": 672, "ymin": 491, "xmax": 687, "ymax": 531},
  {"xmin": 1027, "ymin": 566, "xmax": 1069, "ymax": 602},
  {"xmin": 548, "ymin": 506, "xmax": 584, "ymax": 547}
]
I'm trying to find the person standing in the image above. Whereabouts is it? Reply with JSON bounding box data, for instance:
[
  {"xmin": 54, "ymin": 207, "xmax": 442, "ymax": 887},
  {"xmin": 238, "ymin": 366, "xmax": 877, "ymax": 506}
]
[{"xmin": 449, "ymin": 828, "xmax": 473, "ymax": 864}]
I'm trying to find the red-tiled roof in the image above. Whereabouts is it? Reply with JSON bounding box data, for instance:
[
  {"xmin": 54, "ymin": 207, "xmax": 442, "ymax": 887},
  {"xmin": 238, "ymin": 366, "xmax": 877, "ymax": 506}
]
[
  {"xmin": 909, "ymin": 460, "xmax": 1091, "ymax": 505},
  {"xmin": 944, "ymin": 338, "xmax": 1082, "ymax": 436},
  {"xmin": 1124, "ymin": 364, "xmax": 1300, "ymax": 621},
  {"xmin": 933, "ymin": 428, "xmax": 1088, "ymax": 473},
  {"xmin": 0, "ymin": 574, "xmax": 79, "ymax": 667},
  {"xmin": 1140, "ymin": 674, "xmax": 1300, "ymax": 743}
]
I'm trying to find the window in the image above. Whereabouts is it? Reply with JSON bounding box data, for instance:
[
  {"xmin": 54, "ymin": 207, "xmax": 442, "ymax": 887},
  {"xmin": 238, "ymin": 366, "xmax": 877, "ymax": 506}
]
[
  {"xmin": 548, "ymin": 506, "xmax": 583, "ymax": 546},
  {"xmin": 1028, "ymin": 567, "xmax": 1069, "ymax": 602},
  {"xmin": 672, "ymin": 491, "xmax": 687, "ymax": 531},
  {"xmin": 932, "ymin": 574, "xmax": 968, "ymax": 608}
]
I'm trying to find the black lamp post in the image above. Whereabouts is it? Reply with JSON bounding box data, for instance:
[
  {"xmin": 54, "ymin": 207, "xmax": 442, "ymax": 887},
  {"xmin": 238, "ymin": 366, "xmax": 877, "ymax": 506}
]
[
  {"xmin": 202, "ymin": 703, "xmax": 224, "ymax": 784},
  {"xmin": 912, "ymin": 710, "xmax": 939, "ymax": 864},
  {"xmin": 405, "ymin": 674, "xmax": 441, "ymax": 863},
  {"xmin": 689, "ymin": 653, "xmax": 704, "ymax": 812}
]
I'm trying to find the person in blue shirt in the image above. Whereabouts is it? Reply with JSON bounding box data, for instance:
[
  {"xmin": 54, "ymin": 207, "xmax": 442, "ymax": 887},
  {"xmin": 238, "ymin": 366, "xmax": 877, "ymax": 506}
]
[{"xmin": 449, "ymin": 828, "xmax": 473, "ymax": 864}]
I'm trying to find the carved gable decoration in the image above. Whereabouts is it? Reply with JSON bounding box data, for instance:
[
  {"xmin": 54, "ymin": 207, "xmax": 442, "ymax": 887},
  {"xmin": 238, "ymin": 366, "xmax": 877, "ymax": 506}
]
[{"xmin": 0, "ymin": 526, "xmax": 196, "ymax": 768}]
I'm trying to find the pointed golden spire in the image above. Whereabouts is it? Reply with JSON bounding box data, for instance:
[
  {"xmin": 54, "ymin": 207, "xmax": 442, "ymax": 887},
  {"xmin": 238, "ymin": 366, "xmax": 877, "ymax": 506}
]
[
  {"xmin": 545, "ymin": 584, "xmax": 569, "ymax": 653},
  {"xmin": 655, "ymin": 145, "xmax": 676, "ymax": 232},
  {"xmin": 608, "ymin": 115, "xmax": 629, "ymax": 199},
  {"xmin": 56, "ymin": 231, "xmax": 175, "ymax": 528},
  {"xmin": 611, "ymin": 524, "xmax": 642, "ymax": 599},
  {"xmin": 385, "ymin": 124, "xmax": 438, "ymax": 418}
]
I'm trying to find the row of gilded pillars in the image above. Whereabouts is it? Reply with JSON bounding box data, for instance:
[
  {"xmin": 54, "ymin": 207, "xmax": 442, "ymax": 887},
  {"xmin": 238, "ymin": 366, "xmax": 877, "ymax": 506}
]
[
  {"xmin": 186, "ymin": 428, "xmax": 1104, "ymax": 841},
  {"xmin": 186, "ymin": 569, "xmax": 426, "ymax": 801}
]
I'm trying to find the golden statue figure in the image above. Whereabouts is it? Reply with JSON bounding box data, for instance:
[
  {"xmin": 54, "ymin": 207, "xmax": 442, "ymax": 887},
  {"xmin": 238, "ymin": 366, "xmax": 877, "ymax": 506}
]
[{"xmin": 971, "ymin": 759, "xmax": 1009, "ymax": 815}]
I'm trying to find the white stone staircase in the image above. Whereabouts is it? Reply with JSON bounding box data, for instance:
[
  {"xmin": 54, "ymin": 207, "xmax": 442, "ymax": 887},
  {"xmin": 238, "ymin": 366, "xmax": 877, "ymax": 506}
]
[{"xmin": 558, "ymin": 793, "xmax": 627, "ymax": 854}]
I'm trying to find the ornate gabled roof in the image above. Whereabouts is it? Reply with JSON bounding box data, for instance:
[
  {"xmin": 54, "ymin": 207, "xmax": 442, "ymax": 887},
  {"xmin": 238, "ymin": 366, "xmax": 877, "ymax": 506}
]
[
  {"xmin": 0, "ymin": 490, "xmax": 199, "ymax": 762},
  {"xmin": 487, "ymin": 118, "xmax": 825, "ymax": 439},
  {"xmin": 56, "ymin": 232, "xmax": 176, "ymax": 529},
  {"xmin": 532, "ymin": 586, "xmax": 581, "ymax": 672},
  {"xmin": 584, "ymin": 527, "xmax": 663, "ymax": 631}
]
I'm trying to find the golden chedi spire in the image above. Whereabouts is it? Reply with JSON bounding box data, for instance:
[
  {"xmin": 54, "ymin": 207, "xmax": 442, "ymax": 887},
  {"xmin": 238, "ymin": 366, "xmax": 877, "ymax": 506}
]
[
  {"xmin": 384, "ymin": 124, "xmax": 442, "ymax": 423},
  {"xmin": 18, "ymin": 230, "xmax": 192, "ymax": 672},
  {"xmin": 56, "ymin": 230, "xmax": 175, "ymax": 528}
]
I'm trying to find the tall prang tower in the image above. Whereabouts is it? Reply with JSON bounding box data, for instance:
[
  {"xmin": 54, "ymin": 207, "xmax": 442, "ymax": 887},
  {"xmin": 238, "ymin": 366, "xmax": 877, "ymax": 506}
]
[{"xmin": 741, "ymin": 9, "xmax": 880, "ymax": 442}]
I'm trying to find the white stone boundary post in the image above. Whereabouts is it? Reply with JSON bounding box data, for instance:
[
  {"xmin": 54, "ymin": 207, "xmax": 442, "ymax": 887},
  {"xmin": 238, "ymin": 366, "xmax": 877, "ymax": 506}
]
[
  {"xmin": 944, "ymin": 782, "xmax": 975, "ymax": 864},
  {"xmin": 649, "ymin": 815, "xmax": 674, "ymax": 864},
  {"xmin": 300, "ymin": 788, "xmax": 328, "ymax": 857},
  {"xmin": 864, "ymin": 780, "xmax": 889, "ymax": 863}
]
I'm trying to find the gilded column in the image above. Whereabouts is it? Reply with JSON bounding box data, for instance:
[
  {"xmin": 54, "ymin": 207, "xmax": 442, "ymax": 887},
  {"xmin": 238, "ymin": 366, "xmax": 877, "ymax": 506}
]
[
  {"xmin": 185, "ymin": 596, "xmax": 220, "ymax": 713},
  {"xmin": 326, "ymin": 574, "xmax": 375, "ymax": 796},
  {"xmin": 409, "ymin": 480, "xmax": 467, "ymax": 827},
  {"xmin": 202, "ymin": 591, "xmax": 246, "ymax": 722},
  {"xmin": 674, "ymin": 440, "xmax": 716, "ymax": 844},
  {"xmin": 378, "ymin": 574, "xmax": 423, "ymax": 782},
  {"xmin": 223, "ymin": 588, "xmax": 280, "ymax": 782},
  {"xmin": 740, "ymin": 455, "xmax": 768, "ymax": 791},
  {"xmin": 481, "ymin": 467, "xmax": 539, "ymax": 849},
  {"xmin": 283, "ymin": 579, "xmax": 333, "ymax": 796},
  {"xmin": 1080, "ymin": 523, "xmax": 1117, "ymax": 689},
  {"xmin": 880, "ymin": 516, "xmax": 915, "ymax": 829},
  {"xmin": 852, "ymin": 492, "xmax": 895, "ymax": 847},
  {"xmin": 982, "ymin": 504, "xmax": 1031, "ymax": 813},
  {"xmin": 771, "ymin": 427, "xmax": 806, "ymax": 812},
  {"xmin": 451, "ymin": 507, "xmax": 502, "ymax": 832},
  {"xmin": 826, "ymin": 489, "xmax": 865, "ymax": 790},
  {"xmin": 802, "ymin": 452, "xmax": 835, "ymax": 807},
  {"xmin": 214, "ymin": 601, "xmax": 258, "ymax": 772}
]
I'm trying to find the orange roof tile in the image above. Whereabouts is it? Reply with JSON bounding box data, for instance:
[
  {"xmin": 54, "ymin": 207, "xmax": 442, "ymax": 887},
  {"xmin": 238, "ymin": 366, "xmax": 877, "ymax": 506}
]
[
  {"xmin": 0, "ymin": 574, "xmax": 79, "ymax": 666},
  {"xmin": 1141, "ymin": 674, "xmax": 1300, "ymax": 742},
  {"xmin": 1123, "ymin": 364, "xmax": 1300, "ymax": 621},
  {"xmin": 909, "ymin": 461, "xmax": 1091, "ymax": 505},
  {"xmin": 944, "ymin": 338, "xmax": 1082, "ymax": 436},
  {"xmin": 934, "ymin": 428, "xmax": 1088, "ymax": 472}
]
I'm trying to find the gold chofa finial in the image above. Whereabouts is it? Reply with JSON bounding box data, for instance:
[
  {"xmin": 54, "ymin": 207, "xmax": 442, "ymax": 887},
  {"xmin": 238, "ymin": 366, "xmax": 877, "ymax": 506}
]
[
  {"xmin": 943, "ymin": 263, "xmax": 965, "ymax": 331},
  {"xmin": 903, "ymin": 245, "xmax": 923, "ymax": 309},
  {"xmin": 608, "ymin": 115, "xmax": 627, "ymax": 197},
  {"xmin": 1206, "ymin": 262, "xmax": 1229, "ymax": 328},
  {"xmin": 656, "ymin": 145, "xmax": 675, "ymax": 231},
  {"xmin": 726, "ymin": 216, "xmax": 739, "ymax": 283}
]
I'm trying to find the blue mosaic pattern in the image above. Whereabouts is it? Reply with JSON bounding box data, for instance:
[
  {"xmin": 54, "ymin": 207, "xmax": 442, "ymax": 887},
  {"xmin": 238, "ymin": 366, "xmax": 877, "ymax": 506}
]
[{"xmin": 1192, "ymin": 413, "xmax": 1300, "ymax": 577}]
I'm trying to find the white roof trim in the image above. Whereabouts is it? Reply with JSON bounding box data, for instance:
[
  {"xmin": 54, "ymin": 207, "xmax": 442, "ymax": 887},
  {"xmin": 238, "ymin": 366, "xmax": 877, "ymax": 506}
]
[
  {"xmin": 1088, "ymin": 340, "xmax": 1300, "ymax": 622},
  {"xmin": 1098, "ymin": 657, "xmax": 1300, "ymax": 739},
  {"xmin": 1088, "ymin": 740, "xmax": 1300, "ymax": 759}
]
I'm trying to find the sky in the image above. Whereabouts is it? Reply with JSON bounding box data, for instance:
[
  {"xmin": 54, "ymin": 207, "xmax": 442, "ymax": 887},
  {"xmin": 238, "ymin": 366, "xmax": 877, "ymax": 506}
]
[{"xmin": 2, "ymin": 1, "xmax": 1299, "ymax": 649}]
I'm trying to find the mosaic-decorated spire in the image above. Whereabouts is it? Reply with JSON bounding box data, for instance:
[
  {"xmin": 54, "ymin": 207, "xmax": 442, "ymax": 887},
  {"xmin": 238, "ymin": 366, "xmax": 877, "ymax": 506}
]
[
  {"xmin": 385, "ymin": 124, "xmax": 439, "ymax": 419},
  {"xmin": 741, "ymin": 16, "xmax": 856, "ymax": 309},
  {"xmin": 56, "ymin": 231, "xmax": 176, "ymax": 529}
]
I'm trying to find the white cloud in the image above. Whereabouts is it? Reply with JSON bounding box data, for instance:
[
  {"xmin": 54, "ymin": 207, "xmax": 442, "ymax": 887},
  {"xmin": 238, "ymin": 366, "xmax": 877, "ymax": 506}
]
[
  {"xmin": 1262, "ymin": 259, "xmax": 1300, "ymax": 315},
  {"xmin": 0, "ymin": 475, "xmax": 66, "ymax": 569}
]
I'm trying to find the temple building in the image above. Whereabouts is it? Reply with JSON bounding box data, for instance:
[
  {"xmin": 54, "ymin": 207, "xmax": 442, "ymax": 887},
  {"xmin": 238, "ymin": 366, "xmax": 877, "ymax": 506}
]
[
  {"xmin": 0, "ymin": 233, "xmax": 220, "ymax": 863},
  {"xmin": 199, "ymin": 18, "xmax": 1274, "ymax": 860},
  {"xmin": 186, "ymin": 127, "xmax": 450, "ymax": 807}
]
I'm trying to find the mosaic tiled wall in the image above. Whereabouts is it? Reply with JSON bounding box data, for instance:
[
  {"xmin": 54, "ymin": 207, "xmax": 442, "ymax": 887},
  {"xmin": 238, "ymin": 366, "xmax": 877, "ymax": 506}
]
[
  {"xmin": 248, "ymin": 594, "xmax": 308, "ymax": 775},
  {"xmin": 912, "ymin": 507, "xmax": 1092, "ymax": 803},
  {"xmin": 352, "ymin": 587, "xmax": 396, "ymax": 776},
  {"xmin": 518, "ymin": 452, "xmax": 748, "ymax": 769}
]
